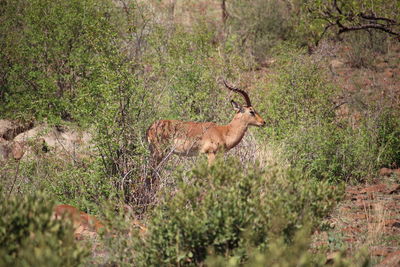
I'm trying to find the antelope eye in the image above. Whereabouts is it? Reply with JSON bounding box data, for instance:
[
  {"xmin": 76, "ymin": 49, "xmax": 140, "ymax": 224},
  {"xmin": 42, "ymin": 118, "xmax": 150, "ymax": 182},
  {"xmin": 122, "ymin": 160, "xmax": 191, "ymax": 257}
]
[{"xmin": 250, "ymin": 111, "xmax": 255, "ymax": 116}]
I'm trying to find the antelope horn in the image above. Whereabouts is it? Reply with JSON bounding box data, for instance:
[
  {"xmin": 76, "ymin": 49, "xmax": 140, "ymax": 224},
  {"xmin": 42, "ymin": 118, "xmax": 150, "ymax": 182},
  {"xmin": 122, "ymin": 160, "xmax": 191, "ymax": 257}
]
[{"xmin": 223, "ymin": 80, "xmax": 252, "ymax": 107}]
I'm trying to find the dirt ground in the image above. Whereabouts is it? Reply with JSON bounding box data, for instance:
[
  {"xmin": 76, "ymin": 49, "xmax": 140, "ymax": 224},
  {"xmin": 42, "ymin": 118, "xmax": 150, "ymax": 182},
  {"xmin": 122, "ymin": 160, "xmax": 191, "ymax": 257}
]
[{"xmin": 312, "ymin": 170, "xmax": 400, "ymax": 266}]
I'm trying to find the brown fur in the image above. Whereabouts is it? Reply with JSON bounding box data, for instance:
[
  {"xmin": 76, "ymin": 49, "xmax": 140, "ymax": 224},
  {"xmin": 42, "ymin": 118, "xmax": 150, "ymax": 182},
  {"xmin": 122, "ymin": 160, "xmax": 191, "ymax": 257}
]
[
  {"xmin": 53, "ymin": 204, "xmax": 105, "ymax": 239},
  {"xmin": 147, "ymin": 104, "xmax": 265, "ymax": 167}
]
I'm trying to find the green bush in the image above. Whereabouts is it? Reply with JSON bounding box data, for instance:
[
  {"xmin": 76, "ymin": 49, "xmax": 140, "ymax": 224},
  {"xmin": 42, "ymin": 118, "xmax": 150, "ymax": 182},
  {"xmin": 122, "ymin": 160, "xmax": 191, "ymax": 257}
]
[
  {"xmin": 8, "ymin": 151, "xmax": 120, "ymax": 215},
  {"xmin": 344, "ymin": 31, "xmax": 389, "ymax": 69},
  {"xmin": 262, "ymin": 49, "xmax": 345, "ymax": 182},
  {"xmin": 0, "ymin": 190, "xmax": 89, "ymax": 266},
  {"xmin": 227, "ymin": 0, "xmax": 298, "ymax": 61},
  {"xmin": 133, "ymin": 157, "xmax": 342, "ymax": 266},
  {"xmin": 341, "ymin": 104, "xmax": 400, "ymax": 179},
  {"xmin": 260, "ymin": 47, "xmax": 400, "ymax": 182},
  {"xmin": 205, "ymin": 226, "xmax": 324, "ymax": 267},
  {"xmin": 145, "ymin": 23, "xmax": 235, "ymax": 123},
  {"xmin": 0, "ymin": 0, "xmax": 119, "ymax": 122}
]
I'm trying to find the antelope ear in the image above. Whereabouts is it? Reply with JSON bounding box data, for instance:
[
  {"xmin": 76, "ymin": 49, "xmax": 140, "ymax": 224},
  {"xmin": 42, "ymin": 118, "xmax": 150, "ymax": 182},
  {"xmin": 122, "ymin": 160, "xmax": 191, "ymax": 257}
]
[{"xmin": 231, "ymin": 100, "xmax": 243, "ymax": 113}]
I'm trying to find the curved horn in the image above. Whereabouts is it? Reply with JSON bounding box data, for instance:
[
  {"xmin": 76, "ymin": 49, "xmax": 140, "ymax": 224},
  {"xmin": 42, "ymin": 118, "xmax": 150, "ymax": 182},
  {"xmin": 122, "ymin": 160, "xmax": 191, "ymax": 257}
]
[{"xmin": 223, "ymin": 80, "xmax": 252, "ymax": 107}]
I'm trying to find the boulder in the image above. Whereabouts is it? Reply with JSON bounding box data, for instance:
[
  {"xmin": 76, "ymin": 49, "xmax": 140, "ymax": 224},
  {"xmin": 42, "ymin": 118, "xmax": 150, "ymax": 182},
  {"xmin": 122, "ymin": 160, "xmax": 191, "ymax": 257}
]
[
  {"xmin": 330, "ymin": 59, "xmax": 345, "ymax": 69},
  {"xmin": 14, "ymin": 124, "xmax": 94, "ymax": 160},
  {"xmin": 0, "ymin": 139, "xmax": 25, "ymax": 161},
  {"xmin": 0, "ymin": 119, "xmax": 34, "ymax": 140}
]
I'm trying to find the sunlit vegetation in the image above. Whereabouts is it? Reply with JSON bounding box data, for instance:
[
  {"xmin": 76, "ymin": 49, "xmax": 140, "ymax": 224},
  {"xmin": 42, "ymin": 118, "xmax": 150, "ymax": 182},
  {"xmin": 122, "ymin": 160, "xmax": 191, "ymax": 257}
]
[{"xmin": 1, "ymin": 0, "xmax": 399, "ymax": 265}]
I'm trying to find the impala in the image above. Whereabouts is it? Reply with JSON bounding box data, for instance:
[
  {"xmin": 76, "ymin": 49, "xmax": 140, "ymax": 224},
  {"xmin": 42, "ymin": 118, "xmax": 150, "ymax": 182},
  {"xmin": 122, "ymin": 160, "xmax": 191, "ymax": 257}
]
[{"xmin": 147, "ymin": 80, "xmax": 265, "ymax": 168}]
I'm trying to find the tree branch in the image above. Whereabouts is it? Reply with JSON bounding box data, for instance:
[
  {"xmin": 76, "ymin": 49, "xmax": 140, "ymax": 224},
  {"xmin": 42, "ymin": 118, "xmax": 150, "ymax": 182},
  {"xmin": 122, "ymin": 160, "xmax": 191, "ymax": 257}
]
[
  {"xmin": 338, "ymin": 23, "xmax": 400, "ymax": 37},
  {"xmin": 359, "ymin": 13, "xmax": 397, "ymax": 24}
]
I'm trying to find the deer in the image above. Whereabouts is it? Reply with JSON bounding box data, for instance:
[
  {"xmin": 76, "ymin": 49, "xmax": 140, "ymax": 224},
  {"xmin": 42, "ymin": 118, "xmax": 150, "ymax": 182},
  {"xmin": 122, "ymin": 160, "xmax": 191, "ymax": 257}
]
[{"xmin": 146, "ymin": 80, "xmax": 266, "ymax": 171}]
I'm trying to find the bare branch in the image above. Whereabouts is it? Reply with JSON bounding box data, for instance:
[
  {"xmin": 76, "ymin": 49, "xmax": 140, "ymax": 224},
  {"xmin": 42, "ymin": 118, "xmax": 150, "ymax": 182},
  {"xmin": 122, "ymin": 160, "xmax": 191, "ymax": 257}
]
[
  {"xmin": 312, "ymin": 0, "xmax": 400, "ymax": 45},
  {"xmin": 359, "ymin": 13, "xmax": 397, "ymax": 24},
  {"xmin": 338, "ymin": 23, "xmax": 400, "ymax": 37}
]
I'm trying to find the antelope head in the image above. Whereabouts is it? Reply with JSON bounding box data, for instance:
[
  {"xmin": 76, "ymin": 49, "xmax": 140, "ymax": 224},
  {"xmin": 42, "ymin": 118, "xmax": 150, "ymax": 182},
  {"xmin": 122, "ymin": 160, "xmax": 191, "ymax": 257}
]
[{"xmin": 223, "ymin": 80, "xmax": 266, "ymax": 127}]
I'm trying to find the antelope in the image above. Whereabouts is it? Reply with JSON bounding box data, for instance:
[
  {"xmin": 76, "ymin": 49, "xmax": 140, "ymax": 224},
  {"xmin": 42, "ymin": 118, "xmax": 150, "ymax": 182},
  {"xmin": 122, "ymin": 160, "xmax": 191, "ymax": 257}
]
[
  {"xmin": 53, "ymin": 204, "xmax": 106, "ymax": 239},
  {"xmin": 146, "ymin": 80, "xmax": 266, "ymax": 168}
]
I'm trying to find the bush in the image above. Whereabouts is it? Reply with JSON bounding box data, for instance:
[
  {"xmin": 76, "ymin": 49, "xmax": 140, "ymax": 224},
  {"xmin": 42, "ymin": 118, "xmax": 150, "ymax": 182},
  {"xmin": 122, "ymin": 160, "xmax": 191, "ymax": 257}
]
[
  {"xmin": 342, "ymin": 102, "xmax": 400, "ymax": 179},
  {"xmin": 261, "ymin": 47, "xmax": 400, "ymax": 182},
  {"xmin": 263, "ymin": 49, "xmax": 345, "ymax": 182},
  {"xmin": 0, "ymin": 190, "xmax": 89, "ymax": 266},
  {"xmin": 205, "ymin": 227, "xmax": 324, "ymax": 267},
  {"xmin": 133, "ymin": 157, "xmax": 342, "ymax": 266},
  {"xmin": 344, "ymin": 31, "xmax": 389, "ymax": 69},
  {"xmin": 227, "ymin": 0, "xmax": 298, "ymax": 61},
  {"xmin": 0, "ymin": 0, "xmax": 120, "ymax": 122}
]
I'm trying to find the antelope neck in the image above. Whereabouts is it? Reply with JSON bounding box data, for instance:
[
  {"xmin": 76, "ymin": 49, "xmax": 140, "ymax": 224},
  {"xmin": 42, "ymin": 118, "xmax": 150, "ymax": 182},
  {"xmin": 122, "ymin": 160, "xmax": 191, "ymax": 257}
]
[{"xmin": 224, "ymin": 116, "xmax": 249, "ymax": 150}]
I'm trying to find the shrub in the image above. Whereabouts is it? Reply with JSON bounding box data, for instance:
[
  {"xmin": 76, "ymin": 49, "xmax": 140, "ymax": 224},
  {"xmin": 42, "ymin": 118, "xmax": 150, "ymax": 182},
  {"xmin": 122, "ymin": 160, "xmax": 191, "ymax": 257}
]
[
  {"xmin": 261, "ymin": 47, "xmax": 400, "ymax": 182},
  {"xmin": 344, "ymin": 31, "xmax": 389, "ymax": 69},
  {"xmin": 262, "ymin": 49, "xmax": 345, "ymax": 182},
  {"xmin": 0, "ymin": 190, "xmax": 89, "ymax": 266},
  {"xmin": 145, "ymin": 23, "xmax": 233, "ymax": 123},
  {"xmin": 205, "ymin": 226, "xmax": 324, "ymax": 267},
  {"xmin": 0, "ymin": 0, "xmax": 120, "ymax": 122},
  {"xmin": 227, "ymin": 0, "xmax": 298, "ymax": 61},
  {"xmin": 133, "ymin": 157, "xmax": 342, "ymax": 266},
  {"xmin": 342, "ymin": 103, "xmax": 400, "ymax": 179}
]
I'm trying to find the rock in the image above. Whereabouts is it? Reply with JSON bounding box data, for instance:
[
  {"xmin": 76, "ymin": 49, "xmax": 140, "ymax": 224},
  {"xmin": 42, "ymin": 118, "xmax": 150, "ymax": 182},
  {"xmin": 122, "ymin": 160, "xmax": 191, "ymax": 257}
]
[
  {"xmin": 14, "ymin": 124, "xmax": 93, "ymax": 160},
  {"xmin": 11, "ymin": 141, "xmax": 25, "ymax": 160},
  {"xmin": 0, "ymin": 139, "xmax": 25, "ymax": 161},
  {"xmin": 349, "ymin": 213, "xmax": 367, "ymax": 220},
  {"xmin": 380, "ymin": 168, "xmax": 394, "ymax": 176},
  {"xmin": 326, "ymin": 251, "xmax": 342, "ymax": 264},
  {"xmin": 330, "ymin": 59, "xmax": 345, "ymax": 69},
  {"xmin": 384, "ymin": 219, "xmax": 400, "ymax": 228},
  {"xmin": 387, "ymin": 184, "xmax": 400, "ymax": 194},
  {"xmin": 351, "ymin": 194, "xmax": 368, "ymax": 201},
  {"xmin": 341, "ymin": 226, "xmax": 362, "ymax": 234},
  {"xmin": 346, "ymin": 187, "xmax": 361, "ymax": 195},
  {"xmin": 384, "ymin": 68, "xmax": 394, "ymax": 78},
  {"xmin": 0, "ymin": 120, "xmax": 34, "ymax": 140}
]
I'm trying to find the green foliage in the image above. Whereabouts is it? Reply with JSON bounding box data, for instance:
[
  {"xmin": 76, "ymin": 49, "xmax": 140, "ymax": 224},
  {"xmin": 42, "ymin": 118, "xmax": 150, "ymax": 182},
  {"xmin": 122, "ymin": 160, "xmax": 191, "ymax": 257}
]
[
  {"xmin": 205, "ymin": 226, "xmax": 325, "ymax": 267},
  {"xmin": 262, "ymin": 47, "xmax": 400, "ymax": 182},
  {"xmin": 96, "ymin": 201, "xmax": 140, "ymax": 266},
  {"xmin": 0, "ymin": 0, "xmax": 119, "ymax": 122},
  {"xmin": 302, "ymin": 0, "xmax": 400, "ymax": 45},
  {"xmin": 11, "ymin": 152, "xmax": 120, "ymax": 214},
  {"xmin": 344, "ymin": 31, "xmax": 389, "ymax": 69},
  {"xmin": 266, "ymin": 50, "xmax": 336, "ymax": 136},
  {"xmin": 0, "ymin": 190, "xmax": 89, "ymax": 266},
  {"xmin": 263, "ymin": 49, "xmax": 344, "ymax": 182},
  {"xmin": 342, "ymin": 103, "xmax": 400, "ymax": 178},
  {"xmin": 374, "ymin": 109, "xmax": 400, "ymax": 168},
  {"xmin": 134, "ymin": 157, "xmax": 342, "ymax": 266},
  {"xmin": 146, "ymin": 23, "xmax": 234, "ymax": 123},
  {"xmin": 227, "ymin": 0, "xmax": 299, "ymax": 61}
]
